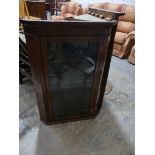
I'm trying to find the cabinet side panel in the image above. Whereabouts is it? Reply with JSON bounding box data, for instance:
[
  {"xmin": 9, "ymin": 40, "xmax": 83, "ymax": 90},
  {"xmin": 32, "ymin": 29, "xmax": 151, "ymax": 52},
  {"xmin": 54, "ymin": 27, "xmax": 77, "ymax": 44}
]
[
  {"xmin": 25, "ymin": 34, "xmax": 50, "ymax": 122},
  {"xmin": 90, "ymin": 34, "xmax": 111, "ymax": 115},
  {"xmin": 98, "ymin": 25, "xmax": 117, "ymax": 111}
]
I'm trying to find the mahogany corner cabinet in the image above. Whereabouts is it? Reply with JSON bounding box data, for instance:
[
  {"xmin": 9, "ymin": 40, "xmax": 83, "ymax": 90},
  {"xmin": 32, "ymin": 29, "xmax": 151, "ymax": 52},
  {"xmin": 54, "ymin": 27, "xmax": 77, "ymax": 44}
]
[{"xmin": 21, "ymin": 15, "xmax": 119, "ymax": 125}]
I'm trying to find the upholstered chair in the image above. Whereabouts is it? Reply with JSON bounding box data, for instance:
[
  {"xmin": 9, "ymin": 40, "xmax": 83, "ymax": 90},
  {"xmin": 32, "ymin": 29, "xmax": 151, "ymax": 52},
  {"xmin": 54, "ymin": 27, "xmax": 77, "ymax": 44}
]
[
  {"xmin": 84, "ymin": 3, "xmax": 135, "ymax": 58},
  {"xmin": 128, "ymin": 31, "xmax": 135, "ymax": 64},
  {"xmin": 114, "ymin": 4, "xmax": 135, "ymax": 58},
  {"xmin": 51, "ymin": 2, "xmax": 83, "ymax": 20}
]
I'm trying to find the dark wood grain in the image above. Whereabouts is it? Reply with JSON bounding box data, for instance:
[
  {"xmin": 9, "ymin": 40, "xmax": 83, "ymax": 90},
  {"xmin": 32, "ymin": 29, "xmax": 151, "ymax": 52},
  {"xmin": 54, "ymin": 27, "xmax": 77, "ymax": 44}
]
[
  {"xmin": 97, "ymin": 13, "xmax": 124, "ymax": 112},
  {"xmin": 26, "ymin": 0, "xmax": 47, "ymax": 19}
]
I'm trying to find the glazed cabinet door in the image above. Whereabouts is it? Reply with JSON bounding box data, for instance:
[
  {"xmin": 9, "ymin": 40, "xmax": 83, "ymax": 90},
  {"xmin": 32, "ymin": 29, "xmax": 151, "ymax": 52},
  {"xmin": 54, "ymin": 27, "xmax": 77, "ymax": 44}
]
[{"xmin": 41, "ymin": 37, "xmax": 105, "ymax": 121}]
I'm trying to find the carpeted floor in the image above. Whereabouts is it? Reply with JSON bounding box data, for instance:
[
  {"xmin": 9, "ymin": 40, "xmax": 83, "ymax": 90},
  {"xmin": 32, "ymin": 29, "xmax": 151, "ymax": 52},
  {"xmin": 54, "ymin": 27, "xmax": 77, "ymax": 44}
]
[{"xmin": 19, "ymin": 56, "xmax": 135, "ymax": 155}]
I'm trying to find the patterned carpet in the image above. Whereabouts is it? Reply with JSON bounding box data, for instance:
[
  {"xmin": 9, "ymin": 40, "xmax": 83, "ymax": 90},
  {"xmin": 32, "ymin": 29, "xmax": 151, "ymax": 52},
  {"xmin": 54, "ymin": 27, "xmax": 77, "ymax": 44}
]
[{"xmin": 19, "ymin": 57, "xmax": 135, "ymax": 155}]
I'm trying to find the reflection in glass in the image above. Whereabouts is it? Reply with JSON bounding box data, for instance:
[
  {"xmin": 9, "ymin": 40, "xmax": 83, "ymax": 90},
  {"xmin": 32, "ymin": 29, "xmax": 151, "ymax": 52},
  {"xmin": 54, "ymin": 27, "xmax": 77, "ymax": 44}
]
[{"xmin": 47, "ymin": 42, "xmax": 99, "ymax": 118}]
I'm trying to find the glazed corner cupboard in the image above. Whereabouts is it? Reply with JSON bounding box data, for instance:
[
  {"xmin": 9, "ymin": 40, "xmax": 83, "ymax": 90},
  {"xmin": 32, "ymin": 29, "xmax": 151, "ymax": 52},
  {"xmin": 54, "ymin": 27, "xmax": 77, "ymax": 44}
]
[{"xmin": 21, "ymin": 13, "xmax": 121, "ymax": 125}]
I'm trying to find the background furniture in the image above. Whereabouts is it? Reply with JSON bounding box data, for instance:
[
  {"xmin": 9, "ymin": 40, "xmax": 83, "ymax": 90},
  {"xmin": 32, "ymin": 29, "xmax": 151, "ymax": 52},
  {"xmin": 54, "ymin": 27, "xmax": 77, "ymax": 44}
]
[
  {"xmin": 19, "ymin": 0, "xmax": 41, "ymax": 20},
  {"xmin": 83, "ymin": 3, "xmax": 135, "ymax": 59},
  {"xmin": 127, "ymin": 31, "xmax": 135, "ymax": 64},
  {"xmin": 24, "ymin": 0, "xmax": 69, "ymax": 19},
  {"xmin": 51, "ymin": 1, "xmax": 83, "ymax": 20},
  {"xmin": 128, "ymin": 31, "xmax": 135, "ymax": 65},
  {"xmin": 26, "ymin": 0, "xmax": 47, "ymax": 19},
  {"xmin": 46, "ymin": 0, "xmax": 70, "ymax": 15},
  {"xmin": 128, "ymin": 45, "xmax": 135, "ymax": 64},
  {"xmin": 20, "ymin": 14, "xmax": 118, "ymax": 124},
  {"xmin": 19, "ymin": 32, "xmax": 31, "ymax": 84},
  {"xmin": 19, "ymin": 0, "xmax": 29, "ymax": 19}
]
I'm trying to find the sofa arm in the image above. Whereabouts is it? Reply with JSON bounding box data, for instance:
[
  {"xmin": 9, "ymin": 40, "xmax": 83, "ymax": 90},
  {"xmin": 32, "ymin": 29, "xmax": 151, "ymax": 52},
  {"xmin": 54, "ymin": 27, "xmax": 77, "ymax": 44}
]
[
  {"xmin": 126, "ymin": 31, "xmax": 135, "ymax": 39},
  {"xmin": 128, "ymin": 45, "xmax": 135, "ymax": 64},
  {"xmin": 121, "ymin": 31, "xmax": 135, "ymax": 58},
  {"xmin": 74, "ymin": 7, "xmax": 83, "ymax": 16}
]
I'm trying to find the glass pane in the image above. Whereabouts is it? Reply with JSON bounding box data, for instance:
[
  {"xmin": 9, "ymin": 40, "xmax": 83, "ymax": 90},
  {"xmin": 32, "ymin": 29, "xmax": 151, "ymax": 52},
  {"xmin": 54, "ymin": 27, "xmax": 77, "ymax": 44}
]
[{"xmin": 47, "ymin": 42, "xmax": 99, "ymax": 118}]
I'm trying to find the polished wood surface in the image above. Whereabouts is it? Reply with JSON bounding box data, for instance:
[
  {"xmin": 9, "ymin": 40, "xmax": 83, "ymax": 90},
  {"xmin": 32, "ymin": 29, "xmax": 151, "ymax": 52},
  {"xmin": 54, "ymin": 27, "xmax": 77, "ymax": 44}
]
[
  {"xmin": 26, "ymin": 0, "xmax": 47, "ymax": 19},
  {"xmin": 20, "ymin": 17, "xmax": 117, "ymax": 125}
]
